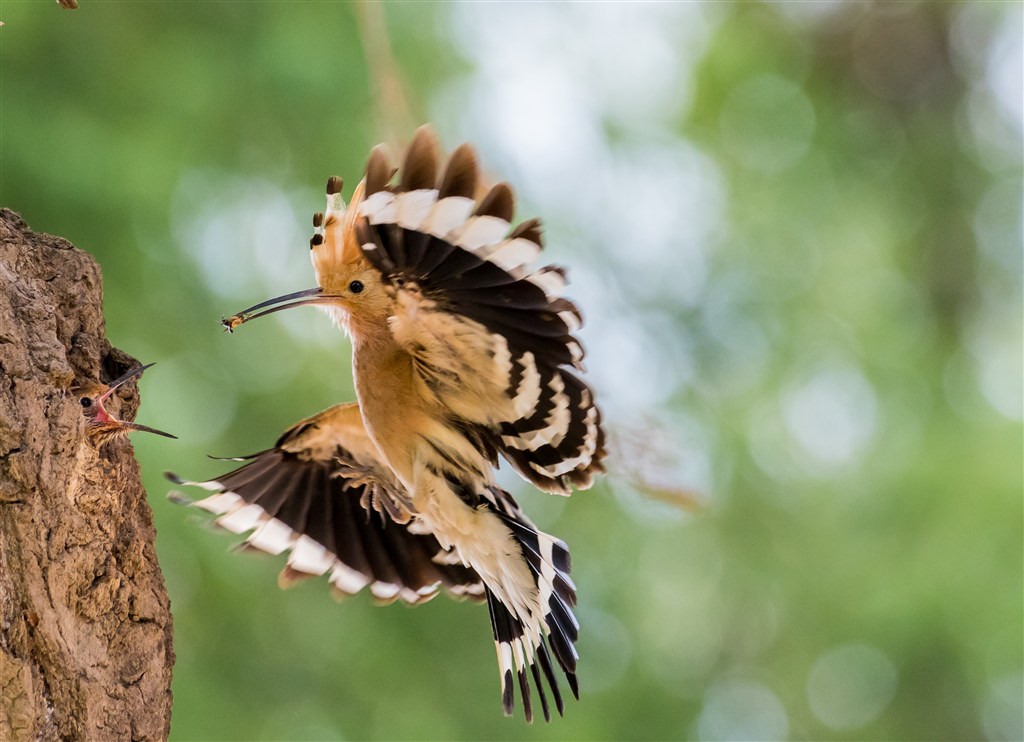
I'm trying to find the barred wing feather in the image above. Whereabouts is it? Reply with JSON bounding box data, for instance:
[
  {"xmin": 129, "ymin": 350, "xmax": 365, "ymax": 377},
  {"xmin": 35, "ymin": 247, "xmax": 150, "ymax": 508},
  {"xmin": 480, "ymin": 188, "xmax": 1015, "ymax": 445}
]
[
  {"xmin": 355, "ymin": 128, "xmax": 607, "ymax": 495},
  {"xmin": 166, "ymin": 402, "xmax": 482, "ymax": 604}
]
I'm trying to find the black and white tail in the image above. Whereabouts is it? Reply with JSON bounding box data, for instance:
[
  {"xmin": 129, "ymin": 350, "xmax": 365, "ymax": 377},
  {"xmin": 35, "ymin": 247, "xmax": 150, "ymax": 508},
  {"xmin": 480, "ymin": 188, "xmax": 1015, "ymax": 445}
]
[{"xmin": 484, "ymin": 492, "xmax": 580, "ymax": 722}]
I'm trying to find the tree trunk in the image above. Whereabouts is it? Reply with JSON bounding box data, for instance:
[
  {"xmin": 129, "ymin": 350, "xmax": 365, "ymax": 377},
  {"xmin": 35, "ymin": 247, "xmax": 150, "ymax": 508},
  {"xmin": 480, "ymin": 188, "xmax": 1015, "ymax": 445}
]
[{"xmin": 0, "ymin": 209, "xmax": 174, "ymax": 741}]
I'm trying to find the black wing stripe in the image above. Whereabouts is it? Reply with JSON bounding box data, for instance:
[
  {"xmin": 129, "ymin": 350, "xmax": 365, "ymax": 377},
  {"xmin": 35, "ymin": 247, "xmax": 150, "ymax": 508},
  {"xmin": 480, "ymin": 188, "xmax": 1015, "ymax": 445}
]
[
  {"xmin": 271, "ymin": 463, "xmax": 315, "ymax": 533},
  {"xmin": 454, "ymin": 303, "xmax": 571, "ymax": 340},
  {"xmin": 377, "ymin": 516, "xmax": 447, "ymax": 598},
  {"xmin": 329, "ymin": 475, "xmax": 375, "ymax": 583},
  {"xmin": 379, "ymin": 221, "xmax": 406, "ymax": 275},
  {"xmin": 443, "ymin": 282, "xmax": 551, "ymax": 311},
  {"xmin": 360, "ymin": 526, "xmax": 405, "ymax": 601},
  {"xmin": 416, "ymin": 245, "xmax": 486, "ymax": 284},
  {"xmin": 234, "ymin": 461, "xmax": 297, "ymax": 518},
  {"xmin": 433, "ymin": 260, "xmax": 521, "ymax": 292},
  {"xmin": 211, "ymin": 452, "xmax": 282, "ymax": 495},
  {"xmin": 357, "ymin": 219, "xmax": 396, "ymax": 275},
  {"xmin": 400, "ymin": 224, "xmax": 432, "ymax": 274},
  {"xmin": 303, "ymin": 466, "xmax": 337, "ymax": 555},
  {"xmin": 412, "ymin": 234, "xmax": 461, "ymax": 278}
]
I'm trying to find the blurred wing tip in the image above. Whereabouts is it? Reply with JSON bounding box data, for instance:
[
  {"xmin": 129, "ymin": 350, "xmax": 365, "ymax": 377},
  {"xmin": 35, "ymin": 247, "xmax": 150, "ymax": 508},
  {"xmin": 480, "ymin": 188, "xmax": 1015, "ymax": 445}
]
[
  {"xmin": 164, "ymin": 470, "xmax": 186, "ymax": 485},
  {"xmin": 166, "ymin": 490, "xmax": 193, "ymax": 506}
]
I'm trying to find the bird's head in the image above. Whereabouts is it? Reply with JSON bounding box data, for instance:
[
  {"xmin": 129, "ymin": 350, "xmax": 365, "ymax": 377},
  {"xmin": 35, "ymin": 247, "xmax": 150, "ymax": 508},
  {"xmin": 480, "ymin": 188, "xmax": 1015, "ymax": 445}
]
[
  {"xmin": 77, "ymin": 363, "xmax": 177, "ymax": 448},
  {"xmin": 223, "ymin": 156, "xmax": 396, "ymax": 338},
  {"xmin": 308, "ymin": 176, "xmax": 392, "ymax": 333}
]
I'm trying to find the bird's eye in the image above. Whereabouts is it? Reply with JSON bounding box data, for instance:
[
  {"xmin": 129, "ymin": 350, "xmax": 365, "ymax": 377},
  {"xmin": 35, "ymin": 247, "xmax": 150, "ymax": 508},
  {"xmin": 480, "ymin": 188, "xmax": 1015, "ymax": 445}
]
[
  {"xmin": 80, "ymin": 397, "xmax": 92, "ymax": 408},
  {"xmin": 349, "ymin": 280, "xmax": 364, "ymax": 294}
]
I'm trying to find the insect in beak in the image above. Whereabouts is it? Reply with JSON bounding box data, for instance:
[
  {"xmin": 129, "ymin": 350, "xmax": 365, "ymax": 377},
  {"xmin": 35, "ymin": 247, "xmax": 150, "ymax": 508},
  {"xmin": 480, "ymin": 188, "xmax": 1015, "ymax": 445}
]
[{"xmin": 221, "ymin": 287, "xmax": 333, "ymax": 333}]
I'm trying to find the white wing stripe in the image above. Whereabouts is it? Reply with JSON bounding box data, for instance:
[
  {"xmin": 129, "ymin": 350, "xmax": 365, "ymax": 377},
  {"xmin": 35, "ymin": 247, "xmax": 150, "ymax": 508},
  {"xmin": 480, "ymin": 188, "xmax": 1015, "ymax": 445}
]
[
  {"xmin": 193, "ymin": 491, "xmax": 242, "ymax": 513},
  {"xmin": 396, "ymin": 189, "xmax": 438, "ymax": 231},
  {"xmin": 184, "ymin": 486, "xmax": 454, "ymax": 602},
  {"xmin": 330, "ymin": 563, "xmax": 371, "ymax": 594},
  {"xmin": 360, "ymin": 191, "xmax": 398, "ymax": 225},
  {"xmin": 423, "ymin": 196, "xmax": 476, "ymax": 238},
  {"xmin": 453, "ymin": 215, "xmax": 510, "ymax": 252},
  {"xmin": 480, "ymin": 238, "xmax": 541, "ymax": 273},
  {"xmin": 216, "ymin": 503, "xmax": 266, "ymax": 534},
  {"xmin": 527, "ymin": 267, "xmax": 566, "ymax": 297},
  {"xmin": 288, "ymin": 535, "xmax": 335, "ymax": 576},
  {"xmin": 370, "ymin": 582, "xmax": 401, "ymax": 600},
  {"xmin": 559, "ymin": 310, "xmax": 581, "ymax": 333},
  {"xmin": 247, "ymin": 517, "xmax": 295, "ymax": 555},
  {"xmin": 544, "ymin": 375, "xmax": 571, "ymax": 447},
  {"xmin": 512, "ymin": 352, "xmax": 542, "ymax": 419}
]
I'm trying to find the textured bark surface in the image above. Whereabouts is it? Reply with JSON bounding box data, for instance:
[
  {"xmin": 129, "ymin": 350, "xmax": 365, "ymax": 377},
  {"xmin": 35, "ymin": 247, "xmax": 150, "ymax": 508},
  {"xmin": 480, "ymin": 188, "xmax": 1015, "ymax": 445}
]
[{"xmin": 0, "ymin": 209, "xmax": 174, "ymax": 741}]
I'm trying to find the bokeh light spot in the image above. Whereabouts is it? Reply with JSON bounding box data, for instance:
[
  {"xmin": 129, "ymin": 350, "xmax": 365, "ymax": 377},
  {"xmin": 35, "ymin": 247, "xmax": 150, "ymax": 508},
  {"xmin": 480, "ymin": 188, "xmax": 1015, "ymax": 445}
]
[
  {"xmin": 981, "ymin": 671, "xmax": 1024, "ymax": 741},
  {"xmin": 782, "ymin": 363, "xmax": 878, "ymax": 468},
  {"xmin": 807, "ymin": 642, "xmax": 898, "ymax": 731},
  {"xmin": 697, "ymin": 678, "xmax": 789, "ymax": 741},
  {"xmin": 719, "ymin": 74, "xmax": 816, "ymax": 173}
]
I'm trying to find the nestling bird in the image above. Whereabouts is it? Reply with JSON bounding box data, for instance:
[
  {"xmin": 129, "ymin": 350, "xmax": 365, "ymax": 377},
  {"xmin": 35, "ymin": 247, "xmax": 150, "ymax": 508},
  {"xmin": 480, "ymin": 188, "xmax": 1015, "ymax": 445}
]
[
  {"xmin": 78, "ymin": 363, "xmax": 177, "ymax": 448},
  {"xmin": 169, "ymin": 126, "xmax": 606, "ymax": 722}
]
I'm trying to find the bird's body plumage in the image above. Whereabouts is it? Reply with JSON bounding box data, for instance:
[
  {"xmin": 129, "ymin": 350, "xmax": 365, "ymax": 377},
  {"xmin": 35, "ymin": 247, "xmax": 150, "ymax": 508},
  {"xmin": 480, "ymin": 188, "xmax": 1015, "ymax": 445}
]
[{"xmin": 171, "ymin": 127, "xmax": 604, "ymax": 721}]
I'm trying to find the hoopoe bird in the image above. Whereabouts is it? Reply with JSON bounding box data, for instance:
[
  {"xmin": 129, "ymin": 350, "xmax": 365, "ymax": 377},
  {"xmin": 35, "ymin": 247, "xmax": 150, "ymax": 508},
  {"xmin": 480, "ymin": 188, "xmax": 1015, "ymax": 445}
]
[
  {"xmin": 168, "ymin": 126, "xmax": 606, "ymax": 721},
  {"xmin": 77, "ymin": 363, "xmax": 177, "ymax": 448}
]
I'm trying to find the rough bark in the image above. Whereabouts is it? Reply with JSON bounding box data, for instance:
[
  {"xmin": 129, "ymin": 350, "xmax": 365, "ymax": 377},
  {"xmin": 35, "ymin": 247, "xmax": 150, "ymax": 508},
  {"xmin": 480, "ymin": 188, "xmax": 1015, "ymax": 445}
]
[{"xmin": 0, "ymin": 209, "xmax": 174, "ymax": 741}]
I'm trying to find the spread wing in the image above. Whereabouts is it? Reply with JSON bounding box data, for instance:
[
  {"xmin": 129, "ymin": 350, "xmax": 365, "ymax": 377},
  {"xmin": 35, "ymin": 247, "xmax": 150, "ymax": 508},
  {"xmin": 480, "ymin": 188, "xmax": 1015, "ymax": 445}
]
[
  {"xmin": 352, "ymin": 127, "xmax": 607, "ymax": 495},
  {"xmin": 166, "ymin": 402, "xmax": 483, "ymax": 604}
]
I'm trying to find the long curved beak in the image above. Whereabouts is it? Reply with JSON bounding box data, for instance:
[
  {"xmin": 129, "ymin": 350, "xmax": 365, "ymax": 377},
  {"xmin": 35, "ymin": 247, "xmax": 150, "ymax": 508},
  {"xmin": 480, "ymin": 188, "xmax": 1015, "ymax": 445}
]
[
  {"xmin": 98, "ymin": 362, "xmax": 156, "ymax": 403},
  {"xmin": 123, "ymin": 422, "xmax": 178, "ymax": 440},
  {"xmin": 221, "ymin": 287, "xmax": 337, "ymax": 333}
]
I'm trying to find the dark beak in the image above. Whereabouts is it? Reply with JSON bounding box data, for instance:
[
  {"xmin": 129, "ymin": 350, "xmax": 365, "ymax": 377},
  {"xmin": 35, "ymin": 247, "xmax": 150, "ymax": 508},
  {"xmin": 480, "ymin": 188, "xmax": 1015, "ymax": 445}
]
[
  {"xmin": 98, "ymin": 362, "xmax": 156, "ymax": 403},
  {"xmin": 123, "ymin": 422, "xmax": 178, "ymax": 440},
  {"xmin": 221, "ymin": 287, "xmax": 332, "ymax": 332}
]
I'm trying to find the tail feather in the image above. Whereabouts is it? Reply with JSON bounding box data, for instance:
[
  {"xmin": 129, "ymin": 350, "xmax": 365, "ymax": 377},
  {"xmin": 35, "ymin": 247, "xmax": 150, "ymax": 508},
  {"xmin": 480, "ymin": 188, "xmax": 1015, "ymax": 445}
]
[
  {"xmin": 486, "ymin": 588, "xmax": 571, "ymax": 723},
  {"xmin": 481, "ymin": 491, "xmax": 581, "ymax": 722},
  {"xmin": 492, "ymin": 509, "xmax": 580, "ymax": 677},
  {"xmin": 529, "ymin": 657, "xmax": 551, "ymax": 722}
]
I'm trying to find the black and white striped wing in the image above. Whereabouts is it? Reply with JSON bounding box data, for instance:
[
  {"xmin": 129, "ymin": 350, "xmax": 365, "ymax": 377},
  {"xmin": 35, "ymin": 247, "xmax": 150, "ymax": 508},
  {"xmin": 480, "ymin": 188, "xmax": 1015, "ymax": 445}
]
[
  {"xmin": 166, "ymin": 402, "xmax": 483, "ymax": 604},
  {"xmin": 355, "ymin": 127, "xmax": 607, "ymax": 495}
]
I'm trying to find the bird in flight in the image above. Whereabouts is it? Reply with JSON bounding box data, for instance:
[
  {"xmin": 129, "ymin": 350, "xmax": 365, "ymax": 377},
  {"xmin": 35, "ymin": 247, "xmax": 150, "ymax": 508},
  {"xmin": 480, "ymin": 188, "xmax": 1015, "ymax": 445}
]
[
  {"xmin": 77, "ymin": 363, "xmax": 177, "ymax": 448},
  {"xmin": 169, "ymin": 126, "xmax": 606, "ymax": 722}
]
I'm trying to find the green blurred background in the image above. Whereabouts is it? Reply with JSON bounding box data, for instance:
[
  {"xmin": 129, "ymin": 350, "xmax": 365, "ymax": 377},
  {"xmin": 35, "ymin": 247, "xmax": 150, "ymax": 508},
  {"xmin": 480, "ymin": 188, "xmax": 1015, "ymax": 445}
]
[{"xmin": 2, "ymin": 1, "xmax": 1021, "ymax": 739}]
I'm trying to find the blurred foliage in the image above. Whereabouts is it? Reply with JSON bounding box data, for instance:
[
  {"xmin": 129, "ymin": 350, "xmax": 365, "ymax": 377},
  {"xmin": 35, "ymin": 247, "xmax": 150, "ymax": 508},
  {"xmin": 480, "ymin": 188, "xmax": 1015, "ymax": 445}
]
[{"xmin": 2, "ymin": 1, "xmax": 1021, "ymax": 740}]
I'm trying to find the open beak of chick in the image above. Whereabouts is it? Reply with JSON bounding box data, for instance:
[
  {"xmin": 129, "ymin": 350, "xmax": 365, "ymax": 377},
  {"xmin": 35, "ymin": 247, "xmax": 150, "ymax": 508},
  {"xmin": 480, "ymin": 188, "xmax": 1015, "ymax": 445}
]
[{"xmin": 79, "ymin": 362, "xmax": 177, "ymax": 447}]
